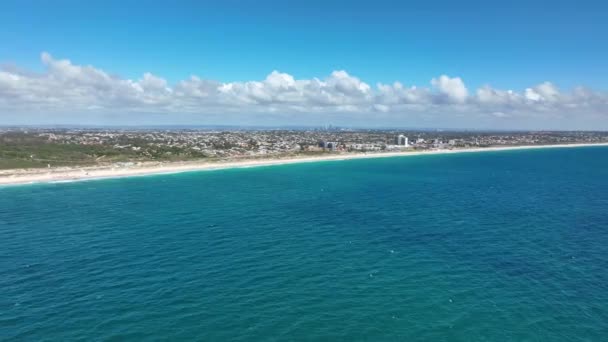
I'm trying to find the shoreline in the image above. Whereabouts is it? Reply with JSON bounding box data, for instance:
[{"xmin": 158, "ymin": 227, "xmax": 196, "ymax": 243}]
[{"xmin": 1, "ymin": 143, "xmax": 607, "ymax": 187}]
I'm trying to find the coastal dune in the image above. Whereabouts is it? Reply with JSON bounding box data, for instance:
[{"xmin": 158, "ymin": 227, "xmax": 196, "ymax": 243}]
[{"xmin": 1, "ymin": 143, "xmax": 607, "ymax": 186}]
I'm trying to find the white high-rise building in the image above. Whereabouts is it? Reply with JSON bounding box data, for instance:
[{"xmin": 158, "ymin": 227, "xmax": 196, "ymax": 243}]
[{"xmin": 395, "ymin": 134, "xmax": 408, "ymax": 146}]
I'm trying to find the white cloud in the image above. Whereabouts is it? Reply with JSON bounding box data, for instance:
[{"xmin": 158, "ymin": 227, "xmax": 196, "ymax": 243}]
[
  {"xmin": 138, "ymin": 73, "xmax": 170, "ymax": 92},
  {"xmin": 0, "ymin": 52, "xmax": 607, "ymax": 128},
  {"xmin": 373, "ymin": 104, "xmax": 390, "ymax": 112},
  {"xmin": 376, "ymin": 82, "xmax": 431, "ymax": 105},
  {"xmin": 534, "ymin": 82, "xmax": 560, "ymax": 101},
  {"xmin": 523, "ymin": 82, "xmax": 560, "ymax": 103},
  {"xmin": 476, "ymin": 86, "xmax": 520, "ymax": 105},
  {"xmin": 431, "ymin": 75, "xmax": 468, "ymax": 103},
  {"xmin": 265, "ymin": 71, "xmax": 296, "ymax": 90},
  {"xmin": 491, "ymin": 111, "xmax": 509, "ymax": 118},
  {"xmin": 525, "ymin": 88, "xmax": 542, "ymax": 102}
]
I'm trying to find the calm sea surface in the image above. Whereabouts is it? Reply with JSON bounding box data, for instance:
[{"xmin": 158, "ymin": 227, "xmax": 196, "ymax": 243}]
[{"xmin": 2, "ymin": 147, "xmax": 608, "ymax": 341}]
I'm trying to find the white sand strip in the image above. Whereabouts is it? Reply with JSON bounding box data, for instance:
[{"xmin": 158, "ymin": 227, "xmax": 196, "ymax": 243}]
[{"xmin": 1, "ymin": 143, "xmax": 607, "ymax": 186}]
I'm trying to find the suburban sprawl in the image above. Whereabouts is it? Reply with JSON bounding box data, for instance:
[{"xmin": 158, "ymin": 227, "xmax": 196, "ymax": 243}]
[{"xmin": 1, "ymin": 127, "xmax": 608, "ymax": 170}]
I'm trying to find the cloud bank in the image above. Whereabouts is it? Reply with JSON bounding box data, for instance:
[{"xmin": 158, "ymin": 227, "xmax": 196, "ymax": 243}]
[{"xmin": 0, "ymin": 52, "xmax": 606, "ymax": 128}]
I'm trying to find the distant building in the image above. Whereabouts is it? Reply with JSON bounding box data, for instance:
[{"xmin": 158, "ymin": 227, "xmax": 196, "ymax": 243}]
[
  {"xmin": 394, "ymin": 134, "xmax": 409, "ymax": 146},
  {"xmin": 349, "ymin": 143, "xmax": 381, "ymax": 151},
  {"xmin": 319, "ymin": 141, "xmax": 338, "ymax": 151},
  {"xmin": 448, "ymin": 139, "xmax": 457, "ymax": 146}
]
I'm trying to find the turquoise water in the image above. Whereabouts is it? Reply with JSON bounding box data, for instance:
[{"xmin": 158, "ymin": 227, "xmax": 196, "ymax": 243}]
[{"xmin": 2, "ymin": 147, "xmax": 608, "ymax": 341}]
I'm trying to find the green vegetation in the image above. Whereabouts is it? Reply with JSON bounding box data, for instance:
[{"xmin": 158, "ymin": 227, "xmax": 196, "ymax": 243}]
[{"xmin": 0, "ymin": 132, "xmax": 207, "ymax": 169}]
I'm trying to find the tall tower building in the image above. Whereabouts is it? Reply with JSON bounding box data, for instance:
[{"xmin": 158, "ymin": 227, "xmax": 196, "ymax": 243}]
[{"xmin": 395, "ymin": 134, "xmax": 408, "ymax": 146}]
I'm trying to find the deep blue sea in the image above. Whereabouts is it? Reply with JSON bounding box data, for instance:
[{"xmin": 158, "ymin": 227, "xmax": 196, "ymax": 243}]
[{"xmin": 2, "ymin": 147, "xmax": 608, "ymax": 341}]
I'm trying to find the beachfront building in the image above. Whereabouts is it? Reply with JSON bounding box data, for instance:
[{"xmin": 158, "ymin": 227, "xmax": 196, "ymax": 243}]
[
  {"xmin": 319, "ymin": 141, "xmax": 338, "ymax": 151},
  {"xmin": 349, "ymin": 143, "xmax": 382, "ymax": 151},
  {"xmin": 395, "ymin": 135, "xmax": 409, "ymax": 147}
]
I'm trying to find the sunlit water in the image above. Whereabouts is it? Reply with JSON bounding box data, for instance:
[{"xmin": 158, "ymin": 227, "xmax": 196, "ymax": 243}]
[{"xmin": 2, "ymin": 147, "xmax": 608, "ymax": 340}]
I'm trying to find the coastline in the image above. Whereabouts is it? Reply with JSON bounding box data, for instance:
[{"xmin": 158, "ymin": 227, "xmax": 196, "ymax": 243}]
[{"xmin": 1, "ymin": 143, "xmax": 607, "ymax": 187}]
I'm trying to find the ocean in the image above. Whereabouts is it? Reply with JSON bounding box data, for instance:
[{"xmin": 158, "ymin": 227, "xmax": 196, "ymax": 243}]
[{"xmin": 1, "ymin": 146, "xmax": 608, "ymax": 341}]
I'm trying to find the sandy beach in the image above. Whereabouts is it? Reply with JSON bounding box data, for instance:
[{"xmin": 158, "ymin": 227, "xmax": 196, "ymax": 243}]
[{"xmin": 1, "ymin": 143, "xmax": 607, "ymax": 186}]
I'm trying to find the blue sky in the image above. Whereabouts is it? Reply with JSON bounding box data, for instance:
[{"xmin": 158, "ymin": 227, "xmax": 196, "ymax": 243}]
[
  {"xmin": 3, "ymin": 0, "xmax": 607, "ymax": 89},
  {"xmin": 1, "ymin": 0, "xmax": 607, "ymax": 128}
]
